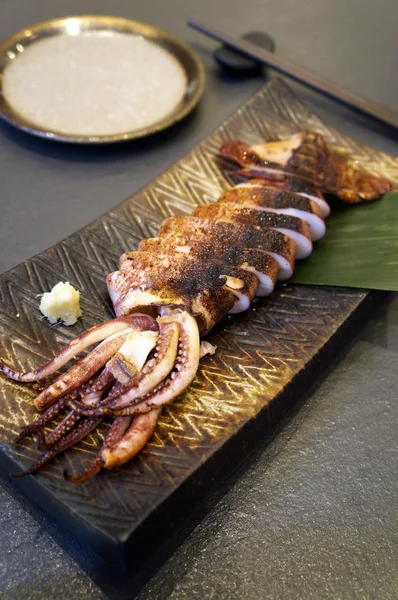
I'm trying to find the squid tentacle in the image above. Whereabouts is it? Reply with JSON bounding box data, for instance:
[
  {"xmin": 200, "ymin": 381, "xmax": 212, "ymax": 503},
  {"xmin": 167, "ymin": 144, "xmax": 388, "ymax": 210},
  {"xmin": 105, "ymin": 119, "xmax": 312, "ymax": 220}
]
[
  {"xmin": 64, "ymin": 455, "xmax": 105, "ymax": 484},
  {"xmin": 13, "ymin": 416, "xmax": 103, "ymax": 478},
  {"xmin": 20, "ymin": 311, "xmax": 198, "ymax": 480},
  {"xmin": 64, "ymin": 415, "xmax": 131, "ymax": 483},
  {"xmin": 101, "ymin": 409, "xmax": 162, "ymax": 469},
  {"xmin": 42, "ymin": 371, "xmax": 115, "ymax": 449},
  {"xmin": 43, "ymin": 410, "xmax": 83, "ymax": 449},
  {"xmin": 102, "ymin": 311, "xmax": 201, "ymax": 417},
  {"xmin": 2, "ymin": 132, "xmax": 391, "ymax": 483},
  {"xmin": 33, "ymin": 329, "xmax": 131, "ymax": 411},
  {"xmin": 0, "ymin": 314, "xmax": 157, "ymax": 383},
  {"xmin": 68, "ymin": 319, "xmax": 179, "ymax": 417},
  {"xmin": 14, "ymin": 396, "xmax": 69, "ymax": 445},
  {"xmin": 65, "ymin": 408, "xmax": 161, "ymax": 483}
]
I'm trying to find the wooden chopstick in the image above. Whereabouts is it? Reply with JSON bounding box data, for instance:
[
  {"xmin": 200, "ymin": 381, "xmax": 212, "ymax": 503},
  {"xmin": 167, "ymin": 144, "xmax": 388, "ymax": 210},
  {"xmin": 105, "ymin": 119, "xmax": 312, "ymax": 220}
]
[{"xmin": 188, "ymin": 18, "xmax": 398, "ymax": 130}]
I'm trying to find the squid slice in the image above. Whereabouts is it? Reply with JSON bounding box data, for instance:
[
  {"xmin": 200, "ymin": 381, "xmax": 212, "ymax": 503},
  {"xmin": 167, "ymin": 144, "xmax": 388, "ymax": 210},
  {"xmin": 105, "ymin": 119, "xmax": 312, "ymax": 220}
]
[
  {"xmin": 137, "ymin": 238, "xmax": 279, "ymax": 295},
  {"xmin": 192, "ymin": 204, "xmax": 313, "ymax": 259},
  {"xmin": 235, "ymin": 177, "xmax": 331, "ymax": 217},
  {"xmin": 0, "ymin": 314, "xmax": 154, "ymax": 383},
  {"xmin": 147, "ymin": 238, "xmax": 279, "ymax": 295},
  {"xmin": 219, "ymin": 186, "xmax": 326, "ymax": 241},
  {"xmin": 107, "ymin": 270, "xmax": 235, "ymax": 336},
  {"xmin": 139, "ymin": 239, "xmax": 279, "ymax": 298},
  {"xmin": 124, "ymin": 249, "xmax": 260, "ymax": 315}
]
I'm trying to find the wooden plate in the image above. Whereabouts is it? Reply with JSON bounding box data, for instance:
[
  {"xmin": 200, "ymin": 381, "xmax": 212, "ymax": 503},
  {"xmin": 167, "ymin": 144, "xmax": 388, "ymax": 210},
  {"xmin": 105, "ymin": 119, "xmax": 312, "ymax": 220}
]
[{"xmin": 0, "ymin": 79, "xmax": 395, "ymax": 565}]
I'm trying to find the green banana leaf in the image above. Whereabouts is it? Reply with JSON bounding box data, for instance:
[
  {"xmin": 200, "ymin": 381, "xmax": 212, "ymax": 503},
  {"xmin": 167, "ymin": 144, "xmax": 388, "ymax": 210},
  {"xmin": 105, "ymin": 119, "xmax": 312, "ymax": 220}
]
[{"xmin": 291, "ymin": 192, "xmax": 398, "ymax": 291}]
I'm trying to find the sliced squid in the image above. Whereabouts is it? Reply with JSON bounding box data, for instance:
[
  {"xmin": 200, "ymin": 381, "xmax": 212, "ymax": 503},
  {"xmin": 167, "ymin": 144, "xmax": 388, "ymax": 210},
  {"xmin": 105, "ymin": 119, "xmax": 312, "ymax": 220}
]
[{"xmin": 2, "ymin": 131, "xmax": 390, "ymax": 483}]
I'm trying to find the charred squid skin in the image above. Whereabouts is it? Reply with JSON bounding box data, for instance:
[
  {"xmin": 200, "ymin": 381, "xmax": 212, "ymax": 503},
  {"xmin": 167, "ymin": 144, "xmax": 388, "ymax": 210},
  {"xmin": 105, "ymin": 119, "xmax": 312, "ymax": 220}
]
[
  {"xmin": 0, "ymin": 314, "xmax": 157, "ymax": 383},
  {"xmin": 217, "ymin": 187, "xmax": 326, "ymax": 241},
  {"xmin": 126, "ymin": 250, "xmax": 259, "ymax": 316},
  {"xmin": 67, "ymin": 319, "xmax": 180, "ymax": 417},
  {"xmin": 136, "ymin": 238, "xmax": 280, "ymax": 298},
  {"xmin": 158, "ymin": 217, "xmax": 296, "ymax": 281},
  {"xmin": 102, "ymin": 311, "xmax": 201, "ymax": 417},
  {"xmin": 233, "ymin": 177, "xmax": 327, "ymax": 207},
  {"xmin": 191, "ymin": 203, "xmax": 313, "ymax": 260},
  {"xmin": 229, "ymin": 172, "xmax": 332, "ymax": 218}
]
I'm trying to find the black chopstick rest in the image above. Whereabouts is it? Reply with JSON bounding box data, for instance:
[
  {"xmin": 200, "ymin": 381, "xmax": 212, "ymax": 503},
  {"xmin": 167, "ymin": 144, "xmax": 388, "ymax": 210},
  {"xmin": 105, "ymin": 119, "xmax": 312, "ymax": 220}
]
[{"xmin": 213, "ymin": 31, "xmax": 275, "ymax": 76}]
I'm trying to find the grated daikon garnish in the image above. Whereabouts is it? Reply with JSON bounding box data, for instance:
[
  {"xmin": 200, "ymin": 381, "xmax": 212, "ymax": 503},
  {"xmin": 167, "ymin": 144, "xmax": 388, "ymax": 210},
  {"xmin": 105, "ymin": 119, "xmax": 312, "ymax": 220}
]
[{"xmin": 3, "ymin": 32, "xmax": 187, "ymax": 136}]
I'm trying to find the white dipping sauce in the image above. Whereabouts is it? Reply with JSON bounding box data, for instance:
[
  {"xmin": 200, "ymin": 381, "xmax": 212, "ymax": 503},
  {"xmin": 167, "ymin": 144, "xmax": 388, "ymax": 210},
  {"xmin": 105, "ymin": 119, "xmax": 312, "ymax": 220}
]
[{"xmin": 3, "ymin": 32, "xmax": 187, "ymax": 136}]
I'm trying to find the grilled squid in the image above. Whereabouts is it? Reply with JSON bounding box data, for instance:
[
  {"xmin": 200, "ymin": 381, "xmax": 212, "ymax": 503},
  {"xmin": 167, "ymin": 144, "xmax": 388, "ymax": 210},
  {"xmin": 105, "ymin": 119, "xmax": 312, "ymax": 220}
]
[{"xmin": 0, "ymin": 131, "xmax": 390, "ymax": 482}]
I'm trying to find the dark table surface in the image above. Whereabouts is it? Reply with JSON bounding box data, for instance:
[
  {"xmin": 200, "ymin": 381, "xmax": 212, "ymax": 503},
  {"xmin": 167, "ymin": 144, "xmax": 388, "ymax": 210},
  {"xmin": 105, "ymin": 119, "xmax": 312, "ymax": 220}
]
[{"xmin": 0, "ymin": 1, "xmax": 397, "ymax": 598}]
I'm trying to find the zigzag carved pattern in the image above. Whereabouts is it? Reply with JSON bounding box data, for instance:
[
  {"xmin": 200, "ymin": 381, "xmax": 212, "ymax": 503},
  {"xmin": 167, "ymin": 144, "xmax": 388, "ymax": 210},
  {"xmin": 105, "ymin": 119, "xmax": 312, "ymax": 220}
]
[{"xmin": 0, "ymin": 79, "xmax": 396, "ymax": 541}]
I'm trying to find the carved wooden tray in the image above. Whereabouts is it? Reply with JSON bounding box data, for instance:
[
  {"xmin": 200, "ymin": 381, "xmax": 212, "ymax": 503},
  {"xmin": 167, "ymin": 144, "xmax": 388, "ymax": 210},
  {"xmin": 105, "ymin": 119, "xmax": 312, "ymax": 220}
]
[{"xmin": 0, "ymin": 79, "xmax": 396, "ymax": 565}]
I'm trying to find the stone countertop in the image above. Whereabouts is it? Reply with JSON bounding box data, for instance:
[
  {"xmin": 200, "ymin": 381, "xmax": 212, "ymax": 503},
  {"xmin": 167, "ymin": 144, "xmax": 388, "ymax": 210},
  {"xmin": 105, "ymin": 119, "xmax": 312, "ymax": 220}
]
[{"xmin": 0, "ymin": 0, "xmax": 397, "ymax": 598}]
